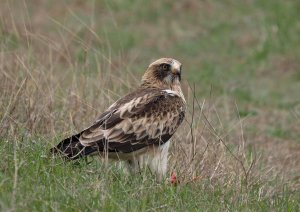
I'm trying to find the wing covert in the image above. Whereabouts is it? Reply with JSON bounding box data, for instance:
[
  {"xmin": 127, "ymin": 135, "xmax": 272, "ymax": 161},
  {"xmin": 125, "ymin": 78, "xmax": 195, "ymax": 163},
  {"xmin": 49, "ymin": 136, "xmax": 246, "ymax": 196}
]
[{"xmin": 79, "ymin": 88, "xmax": 185, "ymax": 153}]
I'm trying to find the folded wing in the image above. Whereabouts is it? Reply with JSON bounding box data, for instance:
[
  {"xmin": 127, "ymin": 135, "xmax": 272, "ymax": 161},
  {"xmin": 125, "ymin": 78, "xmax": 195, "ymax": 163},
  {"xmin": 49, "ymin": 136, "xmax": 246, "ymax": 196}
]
[{"xmin": 79, "ymin": 88, "xmax": 185, "ymax": 153}]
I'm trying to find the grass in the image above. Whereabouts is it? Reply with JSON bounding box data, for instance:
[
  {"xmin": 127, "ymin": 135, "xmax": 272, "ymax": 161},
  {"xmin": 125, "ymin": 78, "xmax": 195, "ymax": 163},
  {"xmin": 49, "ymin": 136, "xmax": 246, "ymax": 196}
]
[
  {"xmin": 1, "ymin": 140, "xmax": 299, "ymax": 211},
  {"xmin": 1, "ymin": 0, "xmax": 300, "ymax": 211}
]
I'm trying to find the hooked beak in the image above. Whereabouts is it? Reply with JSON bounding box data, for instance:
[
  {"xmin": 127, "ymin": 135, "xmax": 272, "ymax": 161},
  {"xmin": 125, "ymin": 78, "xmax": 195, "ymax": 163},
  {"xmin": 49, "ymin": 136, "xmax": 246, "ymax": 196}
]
[
  {"xmin": 171, "ymin": 68, "xmax": 181, "ymax": 81},
  {"xmin": 172, "ymin": 67, "xmax": 181, "ymax": 75}
]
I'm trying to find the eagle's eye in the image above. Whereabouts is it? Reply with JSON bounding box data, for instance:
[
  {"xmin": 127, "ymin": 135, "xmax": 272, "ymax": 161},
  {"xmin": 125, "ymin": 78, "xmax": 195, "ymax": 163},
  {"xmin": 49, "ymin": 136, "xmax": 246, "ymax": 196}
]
[{"xmin": 161, "ymin": 63, "xmax": 170, "ymax": 71}]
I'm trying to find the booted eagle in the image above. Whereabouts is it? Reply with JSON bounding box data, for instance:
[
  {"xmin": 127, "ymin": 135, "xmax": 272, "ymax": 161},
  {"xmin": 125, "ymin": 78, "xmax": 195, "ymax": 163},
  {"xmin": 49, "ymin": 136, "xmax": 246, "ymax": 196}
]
[{"xmin": 50, "ymin": 58, "xmax": 186, "ymax": 181}]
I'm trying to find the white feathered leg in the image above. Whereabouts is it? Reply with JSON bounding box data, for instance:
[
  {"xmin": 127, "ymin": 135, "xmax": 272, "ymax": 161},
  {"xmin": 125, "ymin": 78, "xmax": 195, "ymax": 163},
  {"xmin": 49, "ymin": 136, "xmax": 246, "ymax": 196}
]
[{"xmin": 134, "ymin": 141, "xmax": 170, "ymax": 182}]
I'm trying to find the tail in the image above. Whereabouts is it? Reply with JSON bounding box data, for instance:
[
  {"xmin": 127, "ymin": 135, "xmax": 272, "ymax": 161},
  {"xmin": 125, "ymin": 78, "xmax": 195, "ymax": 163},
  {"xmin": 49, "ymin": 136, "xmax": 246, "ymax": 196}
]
[{"xmin": 50, "ymin": 133, "xmax": 95, "ymax": 160}]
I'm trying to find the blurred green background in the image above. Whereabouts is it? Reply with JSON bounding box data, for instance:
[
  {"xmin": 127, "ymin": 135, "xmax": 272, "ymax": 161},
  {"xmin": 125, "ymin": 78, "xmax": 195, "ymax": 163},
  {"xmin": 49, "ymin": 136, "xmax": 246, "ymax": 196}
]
[
  {"xmin": 2, "ymin": 0, "xmax": 300, "ymax": 106},
  {"xmin": 1, "ymin": 0, "xmax": 300, "ymax": 210}
]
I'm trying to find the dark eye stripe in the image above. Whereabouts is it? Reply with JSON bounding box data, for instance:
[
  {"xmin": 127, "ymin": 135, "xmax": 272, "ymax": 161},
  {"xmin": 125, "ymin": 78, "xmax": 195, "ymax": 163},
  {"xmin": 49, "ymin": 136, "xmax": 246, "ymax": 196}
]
[{"xmin": 161, "ymin": 63, "xmax": 170, "ymax": 71}]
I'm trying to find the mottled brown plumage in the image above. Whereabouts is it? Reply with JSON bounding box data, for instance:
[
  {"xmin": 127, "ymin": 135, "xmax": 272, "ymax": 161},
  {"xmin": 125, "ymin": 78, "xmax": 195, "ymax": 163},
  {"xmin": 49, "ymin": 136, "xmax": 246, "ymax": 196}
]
[{"xmin": 50, "ymin": 58, "xmax": 186, "ymax": 181}]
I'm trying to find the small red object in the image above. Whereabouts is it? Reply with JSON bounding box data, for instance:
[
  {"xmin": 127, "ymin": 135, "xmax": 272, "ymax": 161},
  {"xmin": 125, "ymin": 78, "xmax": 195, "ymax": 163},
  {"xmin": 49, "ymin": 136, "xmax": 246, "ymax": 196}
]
[{"xmin": 171, "ymin": 171, "xmax": 177, "ymax": 184}]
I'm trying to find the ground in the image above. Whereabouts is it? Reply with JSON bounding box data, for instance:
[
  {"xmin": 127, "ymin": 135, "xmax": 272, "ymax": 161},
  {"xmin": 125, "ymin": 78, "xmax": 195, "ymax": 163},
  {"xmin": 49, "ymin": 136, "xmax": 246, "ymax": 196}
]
[{"xmin": 0, "ymin": 0, "xmax": 300, "ymax": 211}]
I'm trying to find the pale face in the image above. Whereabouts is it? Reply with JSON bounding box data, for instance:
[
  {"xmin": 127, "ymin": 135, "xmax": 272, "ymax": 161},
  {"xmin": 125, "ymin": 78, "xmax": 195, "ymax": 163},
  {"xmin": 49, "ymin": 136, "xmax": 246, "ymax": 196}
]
[{"xmin": 148, "ymin": 58, "xmax": 182, "ymax": 85}]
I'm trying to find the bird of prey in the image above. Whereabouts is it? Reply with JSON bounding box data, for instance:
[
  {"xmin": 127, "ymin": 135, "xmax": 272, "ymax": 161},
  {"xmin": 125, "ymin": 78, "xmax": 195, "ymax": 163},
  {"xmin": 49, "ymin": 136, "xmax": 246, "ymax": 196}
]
[{"xmin": 50, "ymin": 58, "xmax": 186, "ymax": 181}]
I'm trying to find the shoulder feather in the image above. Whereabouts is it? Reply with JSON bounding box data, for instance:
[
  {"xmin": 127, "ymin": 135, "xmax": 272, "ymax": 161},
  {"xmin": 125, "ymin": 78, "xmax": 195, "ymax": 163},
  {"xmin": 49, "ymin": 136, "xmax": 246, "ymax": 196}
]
[{"xmin": 79, "ymin": 88, "xmax": 185, "ymax": 153}]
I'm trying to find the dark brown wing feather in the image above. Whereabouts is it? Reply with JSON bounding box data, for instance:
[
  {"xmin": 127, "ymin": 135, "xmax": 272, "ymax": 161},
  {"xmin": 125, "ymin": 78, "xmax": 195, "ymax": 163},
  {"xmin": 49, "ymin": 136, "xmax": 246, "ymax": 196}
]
[{"xmin": 79, "ymin": 88, "xmax": 185, "ymax": 153}]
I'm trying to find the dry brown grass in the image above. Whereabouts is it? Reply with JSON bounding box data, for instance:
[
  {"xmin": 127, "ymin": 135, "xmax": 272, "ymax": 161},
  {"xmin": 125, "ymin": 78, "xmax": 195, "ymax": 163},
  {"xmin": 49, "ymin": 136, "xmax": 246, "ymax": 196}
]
[
  {"xmin": 1, "ymin": 43, "xmax": 298, "ymax": 196},
  {"xmin": 1, "ymin": 1, "xmax": 299, "ymax": 206}
]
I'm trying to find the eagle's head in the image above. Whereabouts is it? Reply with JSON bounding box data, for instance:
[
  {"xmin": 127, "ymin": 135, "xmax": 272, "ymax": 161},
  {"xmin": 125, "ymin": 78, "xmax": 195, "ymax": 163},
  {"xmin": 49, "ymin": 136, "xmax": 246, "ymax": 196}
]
[{"xmin": 141, "ymin": 58, "xmax": 182, "ymax": 89}]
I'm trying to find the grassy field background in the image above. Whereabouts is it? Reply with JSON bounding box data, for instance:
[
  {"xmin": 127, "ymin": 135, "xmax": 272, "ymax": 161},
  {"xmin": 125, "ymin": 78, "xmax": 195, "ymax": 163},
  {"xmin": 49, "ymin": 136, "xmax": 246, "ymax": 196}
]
[{"xmin": 1, "ymin": 0, "xmax": 300, "ymax": 211}]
